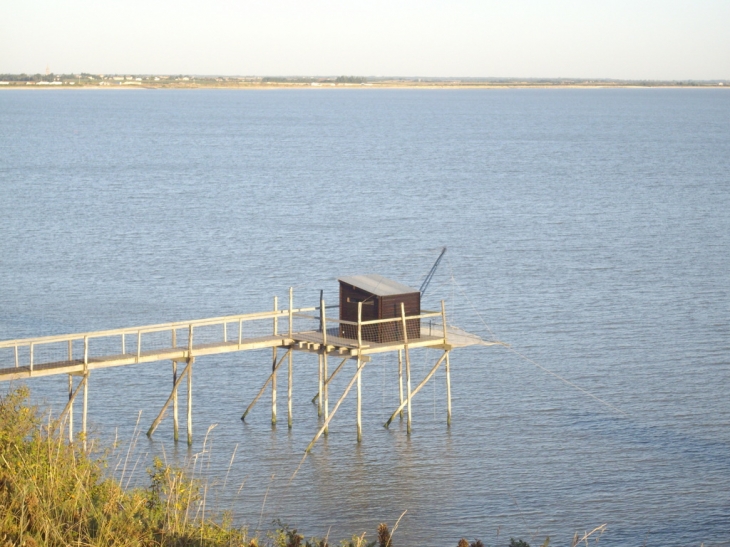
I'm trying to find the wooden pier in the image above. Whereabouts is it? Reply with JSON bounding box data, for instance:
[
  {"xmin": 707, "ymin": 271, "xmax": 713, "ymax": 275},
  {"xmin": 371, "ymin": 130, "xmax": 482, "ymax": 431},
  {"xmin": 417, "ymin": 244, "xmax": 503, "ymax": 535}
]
[{"xmin": 0, "ymin": 288, "xmax": 494, "ymax": 451}]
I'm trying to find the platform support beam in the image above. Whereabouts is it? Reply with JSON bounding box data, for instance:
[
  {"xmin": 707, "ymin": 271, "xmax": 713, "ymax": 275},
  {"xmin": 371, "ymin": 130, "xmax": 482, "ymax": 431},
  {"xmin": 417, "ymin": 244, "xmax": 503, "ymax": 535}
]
[
  {"xmin": 82, "ymin": 371, "xmax": 88, "ymax": 451},
  {"xmin": 305, "ymin": 361, "xmax": 369, "ymax": 453},
  {"xmin": 67, "ymin": 374, "xmax": 74, "ymax": 442},
  {"xmin": 445, "ymin": 352, "xmax": 452, "ymax": 426},
  {"xmin": 241, "ymin": 348, "xmax": 291, "ymax": 421},
  {"xmin": 147, "ymin": 358, "xmax": 192, "ymax": 438},
  {"xmin": 172, "ymin": 329, "xmax": 179, "ymax": 441},
  {"xmin": 356, "ymin": 357, "xmax": 362, "ymax": 442},
  {"xmin": 441, "ymin": 300, "xmax": 451, "ymax": 426},
  {"xmin": 401, "ymin": 303, "xmax": 413, "ymax": 434},
  {"xmin": 288, "ymin": 288, "xmax": 294, "ymax": 428},
  {"xmin": 357, "ymin": 302, "xmax": 363, "ymax": 442},
  {"xmin": 321, "ymin": 295, "xmax": 329, "ymax": 434},
  {"xmin": 385, "ymin": 352, "xmax": 448, "ymax": 428},
  {"xmin": 272, "ymin": 296, "xmax": 278, "ymax": 425},
  {"xmin": 317, "ymin": 354, "xmax": 323, "ymax": 417},
  {"xmin": 398, "ymin": 349, "xmax": 404, "ymax": 419},
  {"xmin": 186, "ymin": 357, "xmax": 193, "ymax": 445}
]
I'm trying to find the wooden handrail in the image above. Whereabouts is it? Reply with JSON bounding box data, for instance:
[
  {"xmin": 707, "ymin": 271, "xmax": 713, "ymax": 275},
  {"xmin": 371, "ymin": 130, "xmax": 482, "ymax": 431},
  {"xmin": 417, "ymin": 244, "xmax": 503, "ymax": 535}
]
[{"xmin": 0, "ymin": 307, "xmax": 318, "ymax": 349}]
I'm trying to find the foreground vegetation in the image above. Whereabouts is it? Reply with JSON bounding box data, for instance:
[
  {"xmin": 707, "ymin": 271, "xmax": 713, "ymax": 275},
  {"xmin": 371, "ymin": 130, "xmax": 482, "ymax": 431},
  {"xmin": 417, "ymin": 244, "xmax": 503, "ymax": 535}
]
[{"xmin": 0, "ymin": 387, "xmax": 585, "ymax": 546}]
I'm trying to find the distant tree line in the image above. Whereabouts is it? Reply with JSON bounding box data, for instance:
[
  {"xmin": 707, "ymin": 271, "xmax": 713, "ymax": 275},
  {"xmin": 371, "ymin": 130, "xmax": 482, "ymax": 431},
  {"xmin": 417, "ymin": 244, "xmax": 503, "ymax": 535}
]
[
  {"xmin": 0, "ymin": 73, "xmax": 96, "ymax": 82},
  {"xmin": 335, "ymin": 75, "xmax": 367, "ymax": 83},
  {"xmin": 261, "ymin": 76, "xmax": 367, "ymax": 84}
]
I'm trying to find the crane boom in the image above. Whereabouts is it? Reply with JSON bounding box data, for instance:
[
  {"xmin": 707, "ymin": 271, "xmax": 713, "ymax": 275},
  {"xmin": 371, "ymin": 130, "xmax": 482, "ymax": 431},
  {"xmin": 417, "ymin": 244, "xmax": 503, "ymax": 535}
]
[{"xmin": 419, "ymin": 247, "xmax": 447, "ymax": 296}]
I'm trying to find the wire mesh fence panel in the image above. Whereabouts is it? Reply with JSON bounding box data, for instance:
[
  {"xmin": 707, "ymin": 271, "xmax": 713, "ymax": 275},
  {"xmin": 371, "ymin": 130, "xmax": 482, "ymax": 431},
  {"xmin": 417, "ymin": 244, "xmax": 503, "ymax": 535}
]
[{"xmin": 337, "ymin": 318, "xmax": 422, "ymax": 343}]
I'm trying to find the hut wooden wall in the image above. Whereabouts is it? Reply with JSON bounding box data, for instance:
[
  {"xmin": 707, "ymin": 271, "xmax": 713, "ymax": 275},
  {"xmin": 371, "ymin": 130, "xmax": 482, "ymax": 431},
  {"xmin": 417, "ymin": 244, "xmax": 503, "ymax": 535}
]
[{"xmin": 339, "ymin": 282, "xmax": 420, "ymax": 342}]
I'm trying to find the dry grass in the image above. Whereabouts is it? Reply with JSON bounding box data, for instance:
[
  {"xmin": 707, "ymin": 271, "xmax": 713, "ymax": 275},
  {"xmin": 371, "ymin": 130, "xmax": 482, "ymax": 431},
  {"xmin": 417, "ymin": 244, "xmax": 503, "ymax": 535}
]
[
  {"xmin": 0, "ymin": 386, "xmax": 597, "ymax": 547},
  {"xmin": 0, "ymin": 386, "xmax": 251, "ymax": 546}
]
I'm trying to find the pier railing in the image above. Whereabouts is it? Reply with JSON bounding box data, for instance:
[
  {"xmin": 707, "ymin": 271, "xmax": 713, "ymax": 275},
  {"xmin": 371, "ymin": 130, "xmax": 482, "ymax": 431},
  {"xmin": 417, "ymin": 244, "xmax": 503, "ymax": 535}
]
[{"xmin": 0, "ymin": 306, "xmax": 319, "ymax": 374}]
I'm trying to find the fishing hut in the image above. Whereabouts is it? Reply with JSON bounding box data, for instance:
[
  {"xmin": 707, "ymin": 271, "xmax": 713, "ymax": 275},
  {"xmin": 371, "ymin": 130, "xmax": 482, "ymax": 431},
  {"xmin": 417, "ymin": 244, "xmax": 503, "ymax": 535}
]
[
  {"xmin": 338, "ymin": 274, "xmax": 420, "ymax": 342},
  {"xmin": 0, "ymin": 263, "xmax": 495, "ymax": 455}
]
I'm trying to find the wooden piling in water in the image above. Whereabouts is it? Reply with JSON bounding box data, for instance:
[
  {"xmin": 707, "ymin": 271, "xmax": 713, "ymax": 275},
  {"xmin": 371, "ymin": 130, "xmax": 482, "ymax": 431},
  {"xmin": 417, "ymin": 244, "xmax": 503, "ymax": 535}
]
[
  {"xmin": 82, "ymin": 372, "xmax": 88, "ymax": 451},
  {"xmin": 398, "ymin": 349, "xmax": 404, "ymax": 419},
  {"xmin": 272, "ymin": 296, "xmax": 278, "ymax": 425},
  {"xmin": 187, "ymin": 357, "xmax": 193, "ymax": 445},
  {"xmin": 400, "ymin": 303, "xmax": 413, "ymax": 434},
  {"xmin": 68, "ymin": 374, "xmax": 74, "ymax": 442},
  {"xmin": 321, "ymin": 296, "xmax": 329, "ymax": 434},
  {"xmin": 445, "ymin": 351, "xmax": 452, "ymax": 426},
  {"xmin": 357, "ymin": 302, "xmax": 363, "ymax": 442},
  {"xmin": 172, "ymin": 329, "xmax": 178, "ymax": 441},
  {"xmin": 317, "ymin": 354, "xmax": 323, "ymax": 417},
  {"xmin": 147, "ymin": 359, "xmax": 192, "ymax": 438},
  {"xmin": 441, "ymin": 301, "xmax": 451, "ymax": 426},
  {"xmin": 288, "ymin": 288, "xmax": 294, "ymax": 428},
  {"xmin": 385, "ymin": 352, "xmax": 448, "ymax": 428},
  {"xmin": 241, "ymin": 349, "xmax": 291, "ymax": 420}
]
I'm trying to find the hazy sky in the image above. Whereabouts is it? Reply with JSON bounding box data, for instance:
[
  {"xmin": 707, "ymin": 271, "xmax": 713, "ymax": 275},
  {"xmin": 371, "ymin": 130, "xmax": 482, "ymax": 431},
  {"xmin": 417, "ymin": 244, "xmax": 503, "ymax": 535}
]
[{"xmin": 1, "ymin": 0, "xmax": 728, "ymax": 79}]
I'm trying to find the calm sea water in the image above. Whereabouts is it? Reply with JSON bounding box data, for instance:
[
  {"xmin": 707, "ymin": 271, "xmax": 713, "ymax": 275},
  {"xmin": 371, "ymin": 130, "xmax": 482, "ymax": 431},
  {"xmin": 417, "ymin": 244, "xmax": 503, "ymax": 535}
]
[{"xmin": 1, "ymin": 88, "xmax": 729, "ymax": 546}]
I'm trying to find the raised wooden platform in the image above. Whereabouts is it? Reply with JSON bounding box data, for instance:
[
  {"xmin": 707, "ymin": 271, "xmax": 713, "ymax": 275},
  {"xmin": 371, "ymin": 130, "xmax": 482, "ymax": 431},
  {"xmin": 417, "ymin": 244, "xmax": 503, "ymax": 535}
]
[{"xmin": 0, "ymin": 292, "xmax": 495, "ymax": 450}]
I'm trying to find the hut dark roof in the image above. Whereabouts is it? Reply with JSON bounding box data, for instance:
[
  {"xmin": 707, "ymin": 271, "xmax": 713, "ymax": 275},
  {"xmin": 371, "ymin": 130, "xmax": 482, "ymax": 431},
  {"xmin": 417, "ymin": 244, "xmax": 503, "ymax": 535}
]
[{"xmin": 338, "ymin": 274, "xmax": 418, "ymax": 297}]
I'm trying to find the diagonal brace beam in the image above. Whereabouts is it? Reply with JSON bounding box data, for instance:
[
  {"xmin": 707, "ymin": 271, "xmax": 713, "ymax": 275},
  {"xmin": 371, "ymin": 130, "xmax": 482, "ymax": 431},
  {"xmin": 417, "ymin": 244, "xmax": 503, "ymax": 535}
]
[
  {"xmin": 384, "ymin": 352, "xmax": 448, "ymax": 428},
  {"xmin": 305, "ymin": 359, "xmax": 369, "ymax": 453},
  {"xmin": 241, "ymin": 348, "xmax": 291, "ymax": 421},
  {"xmin": 56, "ymin": 374, "xmax": 87, "ymax": 426},
  {"xmin": 147, "ymin": 359, "xmax": 191, "ymax": 437},
  {"xmin": 311, "ymin": 356, "xmax": 349, "ymax": 403}
]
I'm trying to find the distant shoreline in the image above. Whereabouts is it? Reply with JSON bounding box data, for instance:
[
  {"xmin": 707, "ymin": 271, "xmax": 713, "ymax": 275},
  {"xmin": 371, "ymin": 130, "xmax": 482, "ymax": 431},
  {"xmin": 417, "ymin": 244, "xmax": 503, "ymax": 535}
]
[{"xmin": 2, "ymin": 83, "xmax": 727, "ymax": 90}]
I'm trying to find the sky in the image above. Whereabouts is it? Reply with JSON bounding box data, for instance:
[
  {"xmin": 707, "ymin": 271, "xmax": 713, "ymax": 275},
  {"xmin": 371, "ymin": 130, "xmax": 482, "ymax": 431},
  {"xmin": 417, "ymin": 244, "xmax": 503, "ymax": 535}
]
[{"xmin": 1, "ymin": 0, "xmax": 728, "ymax": 79}]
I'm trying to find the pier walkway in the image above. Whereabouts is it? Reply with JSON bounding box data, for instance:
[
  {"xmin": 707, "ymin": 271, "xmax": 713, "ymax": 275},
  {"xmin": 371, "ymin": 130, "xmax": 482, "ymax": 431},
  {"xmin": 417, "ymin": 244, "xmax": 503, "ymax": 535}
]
[{"xmin": 0, "ymin": 289, "xmax": 494, "ymax": 451}]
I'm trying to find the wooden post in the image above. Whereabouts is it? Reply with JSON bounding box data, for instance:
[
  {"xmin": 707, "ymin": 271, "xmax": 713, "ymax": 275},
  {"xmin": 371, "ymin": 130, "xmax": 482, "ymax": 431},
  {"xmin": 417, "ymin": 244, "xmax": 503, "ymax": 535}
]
[
  {"xmin": 68, "ymin": 374, "xmax": 74, "ymax": 442},
  {"xmin": 305, "ymin": 361, "xmax": 370, "ymax": 453},
  {"xmin": 172, "ymin": 326, "xmax": 179, "ymax": 441},
  {"xmin": 311, "ymin": 356, "xmax": 350, "ymax": 403},
  {"xmin": 288, "ymin": 288, "xmax": 293, "ymax": 428},
  {"xmin": 321, "ymin": 297, "xmax": 328, "ymax": 434},
  {"xmin": 317, "ymin": 354, "xmax": 323, "ymax": 417},
  {"xmin": 385, "ymin": 352, "xmax": 448, "ymax": 427},
  {"xmin": 357, "ymin": 302, "xmax": 363, "ymax": 441},
  {"xmin": 288, "ymin": 287, "xmax": 294, "ymax": 337},
  {"xmin": 357, "ymin": 302, "xmax": 362, "ymax": 348},
  {"xmin": 445, "ymin": 351, "xmax": 452, "ymax": 426},
  {"xmin": 148, "ymin": 359, "xmax": 191, "ymax": 437},
  {"xmin": 241, "ymin": 349, "xmax": 291, "ymax": 420},
  {"xmin": 186, "ymin": 357, "xmax": 193, "ymax": 445},
  {"xmin": 172, "ymin": 360, "xmax": 179, "ymax": 441},
  {"xmin": 441, "ymin": 301, "xmax": 451, "ymax": 426},
  {"xmin": 287, "ymin": 349, "xmax": 293, "ymax": 428},
  {"xmin": 187, "ymin": 324, "xmax": 194, "ymax": 445},
  {"xmin": 356, "ymin": 357, "xmax": 362, "ymax": 442},
  {"xmin": 68, "ymin": 340, "xmax": 72, "ymax": 362},
  {"xmin": 401, "ymin": 303, "xmax": 413, "ymax": 434},
  {"xmin": 271, "ymin": 348, "xmax": 278, "ymax": 425},
  {"xmin": 441, "ymin": 300, "xmax": 449, "ymax": 346},
  {"xmin": 272, "ymin": 296, "xmax": 278, "ymax": 426},
  {"xmin": 121, "ymin": 333, "xmax": 125, "ymax": 355},
  {"xmin": 82, "ymin": 371, "xmax": 88, "ymax": 451},
  {"xmin": 14, "ymin": 345, "xmax": 19, "ymax": 368},
  {"xmin": 398, "ymin": 349, "xmax": 404, "ymax": 419},
  {"xmin": 136, "ymin": 331, "xmax": 141, "ymax": 363},
  {"xmin": 30, "ymin": 343, "xmax": 34, "ymax": 373}
]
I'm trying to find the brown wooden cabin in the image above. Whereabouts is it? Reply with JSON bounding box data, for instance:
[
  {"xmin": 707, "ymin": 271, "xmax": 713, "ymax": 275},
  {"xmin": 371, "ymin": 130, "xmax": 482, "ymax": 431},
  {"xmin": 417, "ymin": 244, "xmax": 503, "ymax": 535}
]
[{"xmin": 338, "ymin": 274, "xmax": 420, "ymax": 343}]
